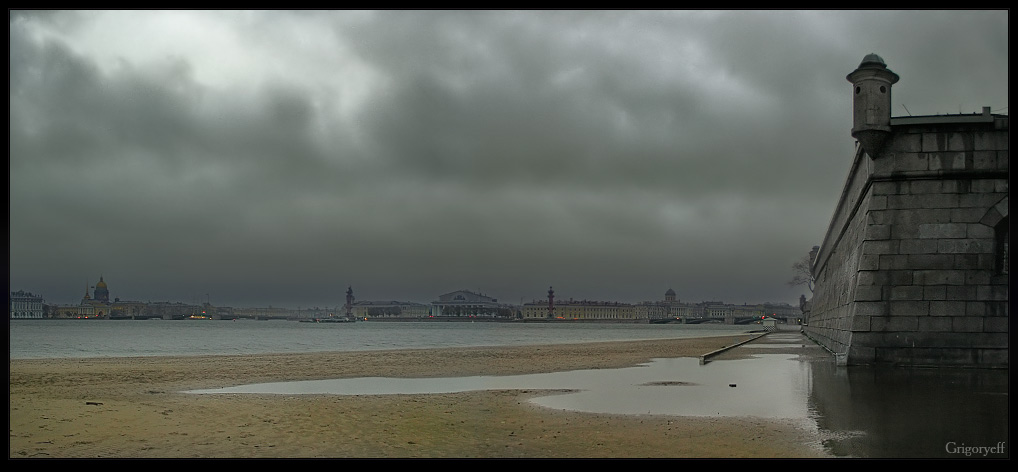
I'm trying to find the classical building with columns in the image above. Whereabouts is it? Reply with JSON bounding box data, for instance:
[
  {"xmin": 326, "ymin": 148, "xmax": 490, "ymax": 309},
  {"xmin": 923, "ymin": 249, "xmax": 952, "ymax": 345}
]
[{"xmin": 432, "ymin": 290, "xmax": 516, "ymax": 318}]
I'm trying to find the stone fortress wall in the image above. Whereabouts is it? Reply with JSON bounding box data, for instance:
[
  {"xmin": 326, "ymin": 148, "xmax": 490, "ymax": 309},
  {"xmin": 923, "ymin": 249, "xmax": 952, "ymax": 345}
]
[{"xmin": 804, "ymin": 55, "xmax": 1008, "ymax": 367}]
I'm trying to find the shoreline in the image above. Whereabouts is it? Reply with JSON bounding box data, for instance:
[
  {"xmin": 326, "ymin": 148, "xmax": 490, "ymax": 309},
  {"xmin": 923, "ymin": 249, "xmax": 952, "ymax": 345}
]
[{"xmin": 10, "ymin": 335, "xmax": 830, "ymax": 458}]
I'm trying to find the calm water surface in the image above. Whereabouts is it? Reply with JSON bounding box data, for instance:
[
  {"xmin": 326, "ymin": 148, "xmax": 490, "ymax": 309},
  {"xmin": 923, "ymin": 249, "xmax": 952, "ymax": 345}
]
[{"xmin": 8, "ymin": 319, "xmax": 753, "ymax": 359}]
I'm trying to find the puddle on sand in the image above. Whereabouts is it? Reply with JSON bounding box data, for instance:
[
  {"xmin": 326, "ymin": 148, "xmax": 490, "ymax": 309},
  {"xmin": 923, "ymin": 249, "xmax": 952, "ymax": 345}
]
[{"xmin": 188, "ymin": 353, "xmax": 815, "ymax": 419}]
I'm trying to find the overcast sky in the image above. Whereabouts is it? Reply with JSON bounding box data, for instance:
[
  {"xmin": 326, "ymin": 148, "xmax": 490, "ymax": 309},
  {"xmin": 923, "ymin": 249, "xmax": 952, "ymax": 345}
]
[{"xmin": 9, "ymin": 10, "xmax": 1008, "ymax": 308}]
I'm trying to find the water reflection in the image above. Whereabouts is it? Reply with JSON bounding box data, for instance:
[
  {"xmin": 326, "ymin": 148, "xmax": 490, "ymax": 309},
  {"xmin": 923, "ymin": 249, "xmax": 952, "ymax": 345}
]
[
  {"xmin": 189, "ymin": 355, "xmax": 813, "ymax": 419},
  {"xmin": 807, "ymin": 361, "xmax": 1008, "ymax": 458}
]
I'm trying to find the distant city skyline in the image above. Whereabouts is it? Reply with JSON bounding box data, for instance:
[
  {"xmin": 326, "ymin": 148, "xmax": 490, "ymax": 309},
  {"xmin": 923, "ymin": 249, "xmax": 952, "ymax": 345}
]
[
  {"xmin": 9, "ymin": 11, "xmax": 1008, "ymax": 308},
  {"xmin": 41, "ymin": 279, "xmax": 795, "ymax": 309},
  {"xmin": 22, "ymin": 283, "xmax": 801, "ymax": 324}
]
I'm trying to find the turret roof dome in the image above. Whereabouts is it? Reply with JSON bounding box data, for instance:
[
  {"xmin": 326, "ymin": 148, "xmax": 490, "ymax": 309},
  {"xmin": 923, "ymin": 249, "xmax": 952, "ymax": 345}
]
[{"xmin": 859, "ymin": 53, "xmax": 887, "ymax": 67}]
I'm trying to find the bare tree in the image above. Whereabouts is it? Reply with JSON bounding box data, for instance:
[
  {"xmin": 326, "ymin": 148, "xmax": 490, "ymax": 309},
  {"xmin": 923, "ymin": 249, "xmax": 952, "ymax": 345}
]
[{"xmin": 788, "ymin": 246, "xmax": 819, "ymax": 293}]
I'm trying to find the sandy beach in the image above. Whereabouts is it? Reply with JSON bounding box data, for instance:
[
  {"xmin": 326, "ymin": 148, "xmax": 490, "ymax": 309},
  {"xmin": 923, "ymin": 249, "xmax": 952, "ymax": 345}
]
[{"xmin": 10, "ymin": 334, "xmax": 829, "ymax": 458}]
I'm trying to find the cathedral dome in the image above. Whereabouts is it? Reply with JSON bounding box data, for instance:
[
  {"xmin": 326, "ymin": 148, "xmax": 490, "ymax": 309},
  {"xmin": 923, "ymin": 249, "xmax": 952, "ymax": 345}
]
[{"xmin": 94, "ymin": 276, "xmax": 110, "ymax": 302}]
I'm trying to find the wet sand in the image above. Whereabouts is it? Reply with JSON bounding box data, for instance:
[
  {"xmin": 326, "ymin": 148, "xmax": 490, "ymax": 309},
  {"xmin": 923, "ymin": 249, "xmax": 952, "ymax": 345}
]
[{"xmin": 10, "ymin": 334, "xmax": 829, "ymax": 458}]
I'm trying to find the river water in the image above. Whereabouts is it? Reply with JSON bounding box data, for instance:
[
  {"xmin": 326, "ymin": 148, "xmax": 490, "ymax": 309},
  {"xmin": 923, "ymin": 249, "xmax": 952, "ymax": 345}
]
[
  {"xmin": 8, "ymin": 319, "xmax": 753, "ymax": 359},
  {"xmin": 9, "ymin": 319, "xmax": 1009, "ymax": 458}
]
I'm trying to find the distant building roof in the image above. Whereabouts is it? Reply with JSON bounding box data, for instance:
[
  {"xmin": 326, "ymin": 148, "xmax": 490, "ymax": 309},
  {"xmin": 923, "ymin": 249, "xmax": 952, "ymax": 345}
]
[
  {"xmin": 436, "ymin": 290, "xmax": 498, "ymax": 303},
  {"xmin": 11, "ymin": 290, "xmax": 42, "ymax": 299}
]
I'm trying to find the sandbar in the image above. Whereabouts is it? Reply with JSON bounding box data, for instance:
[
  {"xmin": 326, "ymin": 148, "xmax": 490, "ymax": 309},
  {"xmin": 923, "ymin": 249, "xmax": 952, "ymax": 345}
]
[{"xmin": 10, "ymin": 334, "xmax": 829, "ymax": 458}]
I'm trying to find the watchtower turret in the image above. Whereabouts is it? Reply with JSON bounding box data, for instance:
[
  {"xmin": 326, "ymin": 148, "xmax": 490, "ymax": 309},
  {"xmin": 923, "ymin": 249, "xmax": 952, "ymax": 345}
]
[{"xmin": 846, "ymin": 53, "xmax": 899, "ymax": 157}]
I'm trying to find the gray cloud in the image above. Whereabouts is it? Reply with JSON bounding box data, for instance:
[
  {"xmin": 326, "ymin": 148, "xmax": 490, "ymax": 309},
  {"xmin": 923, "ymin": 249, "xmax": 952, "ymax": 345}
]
[{"xmin": 9, "ymin": 10, "xmax": 1008, "ymax": 307}]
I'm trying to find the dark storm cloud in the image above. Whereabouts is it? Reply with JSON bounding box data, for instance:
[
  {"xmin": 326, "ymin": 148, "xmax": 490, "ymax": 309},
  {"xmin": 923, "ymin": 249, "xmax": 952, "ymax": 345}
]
[
  {"xmin": 9, "ymin": 10, "xmax": 1008, "ymax": 307},
  {"xmin": 10, "ymin": 14, "xmax": 362, "ymax": 304},
  {"xmin": 322, "ymin": 10, "xmax": 858, "ymax": 301}
]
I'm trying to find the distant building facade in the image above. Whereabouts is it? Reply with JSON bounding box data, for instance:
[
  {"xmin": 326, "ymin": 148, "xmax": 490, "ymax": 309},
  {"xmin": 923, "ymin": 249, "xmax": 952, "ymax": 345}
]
[
  {"xmin": 144, "ymin": 301, "xmax": 204, "ymax": 319},
  {"xmin": 432, "ymin": 290, "xmax": 515, "ymax": 318},
  {"xmin": 10, "ymin": 290, "xmax": 44, "ymax": 319},
  {"xmin": 704, "ymin": 302, "xmax": 734, "ymax": 321},
  {"xmin": 804, "ymin": 55, "xmax": 1008, "ymax": 367},
  {"xmin": 521, "ymin": 297, "xmax": 637, "ymax": 321},
  {"xmin": 51, "ymin": 303, "xmax": 97, "ymax": 318},
  {"xmin": 635, "ymin": 288, "xmax": 683, "ymax": 320},
  {"xmin": 519, "ymin": 289, "xmax": 798, "ymax": 324},
  {"xmin": 109, "ymin": 300, "xmax": 149, "ymax": 319}
]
